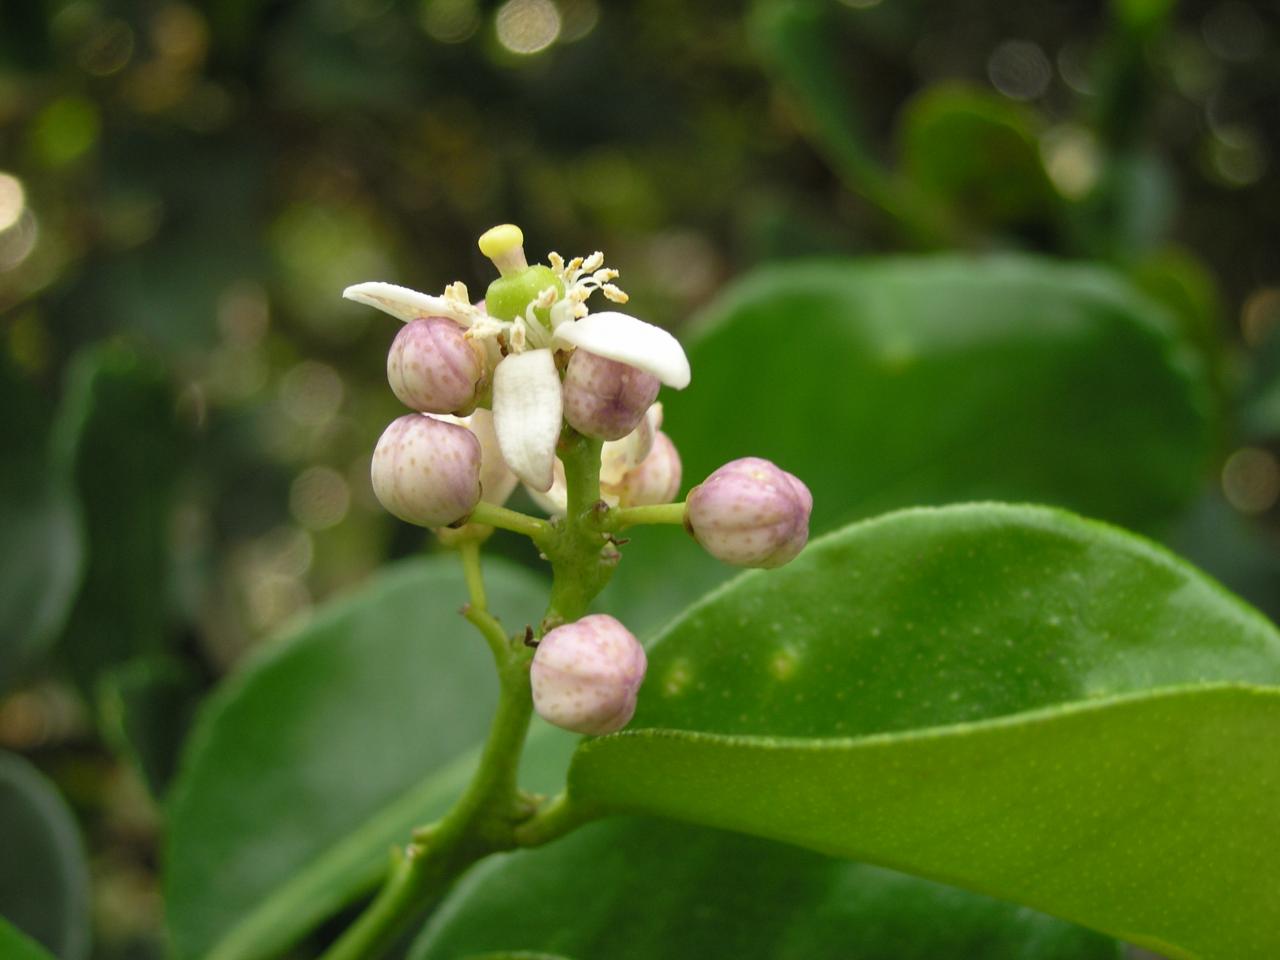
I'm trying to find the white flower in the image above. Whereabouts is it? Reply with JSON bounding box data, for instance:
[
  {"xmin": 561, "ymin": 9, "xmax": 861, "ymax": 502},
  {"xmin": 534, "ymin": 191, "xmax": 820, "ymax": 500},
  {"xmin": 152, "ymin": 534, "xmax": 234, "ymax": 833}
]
[
  {"xmin": 527, "ymin": 404, "xmax": 665, "ymax": 515},
  {"xmin": 344, "ymin": 224, "xmax": 690, "ymax": 493}
]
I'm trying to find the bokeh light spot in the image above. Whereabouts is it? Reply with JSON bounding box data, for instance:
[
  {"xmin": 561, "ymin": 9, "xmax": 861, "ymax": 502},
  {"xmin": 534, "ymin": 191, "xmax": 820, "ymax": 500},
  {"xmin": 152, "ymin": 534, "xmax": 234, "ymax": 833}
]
[
  {"xmin": 1040, "ymin": 125, "xmax": 1101, "ymax": 200},
  {"xmin": 31, "ymin": 96, "xmax": 100, "ymax": 167},
  {"xmin": 558, "ymin": 0, "xmax": 599, "ymax": 42},
  {"xmin": 0, "ymin": 172, "xmax": 26, "ymax": 232},
  {"xmin": 0, "ymin": 209, "xmax": 39, "ymax": 272},
  {"xmin": 420, "ymin": 0, "xmax": 481, "ymax": 43},
  {"xmin": 1222, "ymin": 448, "xmax": 1280, "ymax": 514},
  {"xmin": 218, "ymin": 282, "xmax": 271, "ymax": 346},
  {"xmin": 495, "ymin": 0, "xmax": 561, "ymax": 55},
  {"xmin": 988, "ymin": 40, "xmax": 1052, "ymax": 101},
  {"xmin": 1202, "ymin": 2, "xmax": 1265, "ymax": 63},
  {"xmin": 1208, "ymin": 125, "xmax": 1267, "ymax": 187},
  {"xmin": 1241, "ymin": 288, "xmax": 1280, "ymax": 348},
  {"xmin": 77, "ymin": 19, "xmax": 135, "ymax": 76},
  {"xmin": 280, "ymin": 361, "xmax": 345, "ymax": 427},
  {"xmin": 291, "ymin": 466, "xmax": 352, "ymax": 530}
]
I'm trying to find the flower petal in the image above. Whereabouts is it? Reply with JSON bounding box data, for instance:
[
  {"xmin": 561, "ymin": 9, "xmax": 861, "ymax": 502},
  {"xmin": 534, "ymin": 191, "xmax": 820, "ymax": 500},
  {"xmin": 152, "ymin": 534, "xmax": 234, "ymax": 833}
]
[
  {"xmin": 552, "ymin": 311, "xmax": 691, "ymax": 389},
  {"xmin": 600, "ymin": 402, "xmax": 661, "ymax": 487},
  {"xmin": 493, "ymin": 349, "xmax": 563, "ymax": 492},
  {"xmin": 524, "ymin": 460, "xmax": 568, "ymax": 515},
  {"xmin": 342, "ymin": 281, "xmax": 460, "ymax": 324}
]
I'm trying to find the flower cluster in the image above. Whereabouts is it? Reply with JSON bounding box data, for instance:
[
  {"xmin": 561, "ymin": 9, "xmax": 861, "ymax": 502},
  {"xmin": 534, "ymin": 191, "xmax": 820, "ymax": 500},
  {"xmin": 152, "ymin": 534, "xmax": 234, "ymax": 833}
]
[{"xmin": 347, "ymin": 224, "xmax": 811, "ymax": 736}]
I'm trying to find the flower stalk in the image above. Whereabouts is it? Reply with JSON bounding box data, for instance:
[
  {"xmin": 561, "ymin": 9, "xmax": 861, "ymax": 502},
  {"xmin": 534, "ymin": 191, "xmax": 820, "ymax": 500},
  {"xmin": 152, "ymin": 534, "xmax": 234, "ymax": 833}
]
[
  {"xmin": 603, "ymin": 501, "xmax": 688, "ymax": 530},
  {"xmin": 318, "ymin": 542, "xmax": 539, "ymax": 960},
  {"xmin": 326, "ymin": 224, "xmax": 813, "ymax": 960}
]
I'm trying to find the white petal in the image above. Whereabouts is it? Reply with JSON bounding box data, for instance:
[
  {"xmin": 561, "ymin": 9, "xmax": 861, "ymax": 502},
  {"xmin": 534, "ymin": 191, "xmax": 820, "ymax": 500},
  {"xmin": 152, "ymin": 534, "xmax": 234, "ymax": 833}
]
[
  {"xmin": 493, "ymin": 349, "xmax": 563, "ymax": 492},
  {"xmin": 524, "ymin": 460, "xmax": 568, "ymax": 515},
  {"xmin": 552, "ymin": 311, "xmax": 691, "ymax": 389},
  {"xmin": 343, "ymin": 281, "xmax": 461, "ymax": 324},
  {"xmin": 600, "ymin": 403, "xmax": 661, "ymax": 487}
]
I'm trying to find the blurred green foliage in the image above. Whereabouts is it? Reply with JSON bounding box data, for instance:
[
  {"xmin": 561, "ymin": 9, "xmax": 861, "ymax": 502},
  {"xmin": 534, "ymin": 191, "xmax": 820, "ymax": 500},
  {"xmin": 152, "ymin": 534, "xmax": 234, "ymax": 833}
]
[{"xmin": 1, "ymin": 0, "xmax": 1279, "ymax": 957}]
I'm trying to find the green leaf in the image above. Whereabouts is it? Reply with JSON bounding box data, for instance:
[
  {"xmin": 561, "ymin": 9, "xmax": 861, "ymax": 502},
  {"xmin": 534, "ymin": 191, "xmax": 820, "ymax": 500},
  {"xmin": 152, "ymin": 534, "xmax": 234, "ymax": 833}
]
[
  {"xmin": 0, "ymin": 916, "xmax": 59, "ymax": 960},
  {"xmin": 605, "ymin": 256, "xmax": 1213, "ymax": 634},
  {"xmin": 1125, "ymin": 248, "xmax": 1223, "ymax": 374},
  {"xmin": 98, "ymin": 656, "xmax": 203, "ymax": 797},
  {"xmin": 164, "ymin": 556, "xmax": 553, "ymax": 960},
  {"xmin": 570, "ymin": 505, "xmax": 1280, "ymax": 959},
  {"xmin": 0, "ymin": 359, "xmax": 83, "ymax": 690},
  {"xmin": 0, "ymin": 752, "xmax": 91, "ymax": 960},
  {"xmin": 746, "ymin": 0, "xmax": 956, "ymax": 246},
  {"xmin": 413, "ymin": 818, "xmax": 1121, "ymax": 960},
  {"xmin": 898, "ymin": 85, "xmax": 1055, "ymax": 227},
  {"xmin": 54, "ymin": 344, "xmax": 190, "ymax": 689}
]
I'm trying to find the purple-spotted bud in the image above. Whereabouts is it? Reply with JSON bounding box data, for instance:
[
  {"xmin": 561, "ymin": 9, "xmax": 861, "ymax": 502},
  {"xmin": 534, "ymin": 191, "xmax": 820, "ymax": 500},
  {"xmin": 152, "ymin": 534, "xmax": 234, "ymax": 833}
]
[
  {"xmin": 685, "ymin": 457, "xmax": 812, "ymax": 568},
  {"xmin": 611, "ymin": 431, "xmax": 682, "ymax": 507},
  {"xmin": 531, "ymin": 614, "xmax": 647, "ymax": 735},
  {"xmin": 562, "ymin": 349, "xmax": 661, "ymax": 441},
  {"xmin": 387, "ymin": 317, "xmax": 487, "ymax": 414},
  {"xmin": 371, "ymin": 414, "xmax": 481, "ymax": 527}
]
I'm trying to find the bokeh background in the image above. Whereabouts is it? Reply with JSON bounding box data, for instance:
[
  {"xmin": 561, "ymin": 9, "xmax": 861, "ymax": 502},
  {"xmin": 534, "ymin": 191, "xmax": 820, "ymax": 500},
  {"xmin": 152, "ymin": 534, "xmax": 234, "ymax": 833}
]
[{"xmin": 1, "ymin": 0, "xmax": 1278, "ymax": 957}]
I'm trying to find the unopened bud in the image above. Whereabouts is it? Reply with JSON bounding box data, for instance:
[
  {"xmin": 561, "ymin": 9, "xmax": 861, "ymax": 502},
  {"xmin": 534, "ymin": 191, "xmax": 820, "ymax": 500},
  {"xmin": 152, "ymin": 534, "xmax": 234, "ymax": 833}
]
[
  {"xmin": 685, "ymin": 457, "xmax": 812, "ymax": 568},
  {"xmin": 562, "ymin": 349, "xmax": 661, "ymax": 441},
  {"xmin": 531, "ymin": 614, "xmax": 647, "ymax": 735},
  {"xmin": 611, "ymin": 431, "xmax": 682, "ymax": 507},
  {"xmin": 371, "ymin": 414, "xmax": 481, "ymax": 527},
  {"xmin": 387, "ymin": 317, "xmax": 487, "ymax": 414}
]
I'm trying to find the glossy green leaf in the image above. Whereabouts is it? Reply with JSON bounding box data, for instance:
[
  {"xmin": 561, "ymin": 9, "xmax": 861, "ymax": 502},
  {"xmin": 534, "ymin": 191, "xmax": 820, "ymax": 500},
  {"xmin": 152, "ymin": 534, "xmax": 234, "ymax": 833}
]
[
  {"xmin": 571, "ymin": 505, "xmax": 1280, "ymax": 959},
  {"xmin": 54, "ymin": 345, "xmax": 190, "ymax": 689},
  {"xmin": 0, "ymin": 916, "xmax": 58, "ymax": 960},
  {"xmin": 164, "ymin": 556, "xmax": 553, "ymax": 960},
  {"xmin": 413, "ymin": 818, "xmax": 1121, "ymax": 960},
  {"xmin": 0, "ymin": 752, "xmax": 91, "ymax": 960},
  {"xmin": 604, "ymin": 256, "xmax": 1212, "ymax": 634},
  {"xmin": 898, "ymin": 85, "xmax": 1054, "ymax": 227},
  {"xmin": 0, "ymin": 359, "xmax": 83, "ymax": 690}
]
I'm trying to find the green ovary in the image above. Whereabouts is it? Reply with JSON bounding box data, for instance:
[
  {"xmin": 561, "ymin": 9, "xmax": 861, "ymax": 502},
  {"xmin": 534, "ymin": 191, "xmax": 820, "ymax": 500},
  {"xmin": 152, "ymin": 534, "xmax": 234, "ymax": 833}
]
[{"xmin": 485, "ymin": 264, "xmax": 564, "ymax": 325}]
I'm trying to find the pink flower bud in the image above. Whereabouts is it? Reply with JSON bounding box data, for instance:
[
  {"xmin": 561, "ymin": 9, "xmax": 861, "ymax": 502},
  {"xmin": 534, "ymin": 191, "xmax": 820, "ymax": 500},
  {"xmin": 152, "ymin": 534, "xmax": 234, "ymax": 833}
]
[
  {"xmin": 531, "ymin": 614, "xmax": 647, "ymax": 735},
  {"xmin": 387, "ymin": 317, "xmax": 487, "ymax": 415},
  {"xmin": 371, "ymin": 414, "xmax": 481, "ymax": 527},
  {"xmin": 685, "ymin": 457, "xmax": 812, "ymax": 568},
  {"xmin": 611, "ymin": 431, "xmax": 682, "ymax": 507},
  {"xmin": 561, "ymin": 349, "xmax": 661, "ymax": 441}
]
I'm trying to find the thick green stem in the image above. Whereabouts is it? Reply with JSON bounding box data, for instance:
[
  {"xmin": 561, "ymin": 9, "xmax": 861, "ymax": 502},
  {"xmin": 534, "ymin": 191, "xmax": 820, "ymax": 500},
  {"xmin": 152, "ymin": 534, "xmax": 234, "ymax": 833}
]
[
  {"xmin": 467, "ymin": 502, "xmax": 553, "ymax": 542},
  {"xmin": 319, "ymin": 548, "xmax": 535, "ymax": 960},
  {"xmin": 513, "ymin": 791, "xmax": 594, "ymax": 847},
  {"xmin": 604, "ymin": 501, "xmax": 687, "ymax": 531},
  {"xmin": 539, "ymin": 430, "xmax": 616, "ymax": 630},
  {"xmin": 320, "ymin": 433, "xmax": 615, "ymax": 960}
]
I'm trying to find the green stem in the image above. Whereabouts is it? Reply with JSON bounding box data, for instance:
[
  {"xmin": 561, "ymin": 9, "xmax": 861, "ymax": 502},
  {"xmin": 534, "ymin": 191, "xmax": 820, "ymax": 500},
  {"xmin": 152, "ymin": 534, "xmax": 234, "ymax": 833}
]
[
  {"xmin": 467, "ymin": 502, "xmax": 553, "ymax": 542},
  {"xmin": 319, "ymin": 548, "xmax": 535, "ymax": 960},
  {"xmin": 513, "ymin": 791, "xmax": 594, "ymax": 847},
  {"xmin": 540, "ymin": 431, "xmax": 616, "ymax": 629},
  {"xmin": 604, "ymin": 501, "xmax": 687, "ymax": 530},
  {"xmin": 320, "ymin": 433, "xmax": 617, "ymax": 960},
  {"xmin": 459, "ymin": 539, "xmax": 487, "ymax": 611}
]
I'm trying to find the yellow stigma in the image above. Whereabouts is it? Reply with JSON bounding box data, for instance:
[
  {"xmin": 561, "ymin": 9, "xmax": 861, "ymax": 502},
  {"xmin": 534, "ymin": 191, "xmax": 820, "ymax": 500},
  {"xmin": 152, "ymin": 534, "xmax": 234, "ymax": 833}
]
[{"xmin": 478, "ymin": 223, "xmax": 524, "ymax": 261}]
